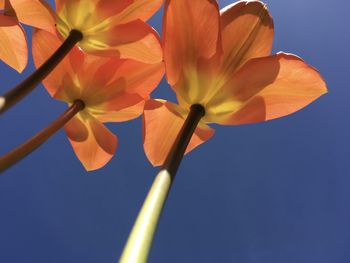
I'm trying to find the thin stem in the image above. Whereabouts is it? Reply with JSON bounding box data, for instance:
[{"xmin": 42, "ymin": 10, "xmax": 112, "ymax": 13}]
[
  {"xmin": 0, "ymin": 100, "xmax": 84, "ymax": 173},
  {"xmin": 161, "ymin": 104, "xmax": 206, "ymax": 176},
  {"xmin": 119, "ymin": 104, "xmax": 205, "ymax": 263},
  {"xmin": 0, "ymin": 30, "xmax": 83, "ymax": 115}
]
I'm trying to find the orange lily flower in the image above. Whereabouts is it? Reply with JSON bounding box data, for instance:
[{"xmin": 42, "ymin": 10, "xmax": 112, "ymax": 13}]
[
  {"xmin": 3, "ymin": 0, "xmax": 164, "ymax": 63},
  {"xmin": 119, "ymin": 2, "xmax": 328, "ymax": 259},
  {"xmin": 54, "ymin": 0, "xmax": 163, "ymax": 63},
  {"xmin": 32, "ymin": 30, "xmax": 164, "ymax": 171},
  {"xmin": 1, "ymin": 0, "xmax": 164, "ymax": 114},
  {"xmin": 0, "ymin": 0, "xmax": 55, "ymax": 72},
  {"xmin": 143, "ymin": 0, "xmax": 328, "ymax": 166}
]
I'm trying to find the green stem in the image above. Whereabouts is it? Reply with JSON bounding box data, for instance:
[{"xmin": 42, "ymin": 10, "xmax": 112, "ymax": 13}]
[
  {"xmin": 119, "ymin": 104, "xmax": 205, "ymax": 263},
  {"xmin": 0, "ymin": 30, "xmax": 83, "ymax": 115},
  {"xmin": 0, "ymin": 100, "xmax": 84, "ymax": 173}
]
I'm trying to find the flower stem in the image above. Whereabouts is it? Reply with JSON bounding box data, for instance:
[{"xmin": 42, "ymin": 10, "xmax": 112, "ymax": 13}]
[
  {"xmin": 0, "ymin": 30, "xmax": 83, "ymax": 115},
  {"xmin": 119, "ymin": 104, "xmax": 205, "ymax": 263},
  {"xmin": 0, "ymin": 100, "xmax": 84, "ymax": 173}
]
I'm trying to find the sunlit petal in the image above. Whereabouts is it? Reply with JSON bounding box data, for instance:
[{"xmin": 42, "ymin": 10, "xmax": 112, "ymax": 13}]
[
  {"xmin": 111, "ymin": 59, "xmax": 164, "ymax": 98},
  {"xmin": 143, "ymin": 100, "xmax": 215, "ymax": 166},
  {"xmin": 65, "ymin": 114, "xmax": 118, "ymax": 171},
  {"xmin": 56, "ymin": 0, "xmax": 163, "ymax": 63},
  {"xmin": 85, "ymin": 57, "xmax": 164, "ymax": 121},
  {"xmin": 220, "ymin": 1, "xmax": 274, "ymax": 75},
  {"xmin": 95, "ymin": 100, "xmax": 145, "ymax": 123},
  {"xmin": 79, "ymin": 54, "xmax": 164, "ymax": 100},
  {"xmin": 163, "ymin": 0, "xmax": 221, "ymax": 103},
  {"xmin": 9, "ymin": 0, "xmax": 56, "ymax": 33},
  {"xmin": 55, "ymin": 0, "xmax": 163, "ymax": 24},
  {"xmin": 88, "ymin": 92, "xmax": 144, "ymax": 120},
  {"xmin": 0, "ymin": 14, "xmax": 27, "ymax": 72},
  {"xmin": 88, "ymin": 58, "xmax": 164, "ymax": 98},
  {"xmin": 206, "ymin": 53, "xmax": 327, "ymax": 125},
  {"xmin": 32, "ymin": 29, "xmax": 83, "ymax": 97},
  {"xmin": 96, "ymin": 0, "xmax": 163, "ymax": 23},
  {"xmin": 82, "ymin": 20, "xmax": 163, "ymax": 64}
]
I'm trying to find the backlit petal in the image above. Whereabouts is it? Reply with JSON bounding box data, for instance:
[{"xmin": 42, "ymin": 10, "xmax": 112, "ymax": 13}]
[
  {"xmin": 112, "ymin": 59, "xmax": 164, "ymax": 98},
  {"xmin": 73, "ymin": 55, "xmax": 163, "ymax": 122},
  {"xmin": 206, "ymin": 53, "xmax": 327, "ymax": 125},
  {"xmin": 84, "ymin": 55, "xmax": 164, "ymax": 100},
  {"xmin": 64, "ymin": 114, "xmax": 118, "ymax": 171},
  {"xmin": 9, "ymin": 0, "xmax": 56, "ymax": 33},
  {"xmin": 87, "ymin": 58, "xmax": 164, "ymax": 98},
  {"xmin": 163, "ymin": 0, "xmax": 221, "ymax": 102},
  {"xmin": 56, "ymin": 0, "xmax": 162, "ymax": 22},
  {"xmin": 143, "ymin": 100, "xmax": 215, "ymax": 166},
  {"xmin": 220, "ymin": 1, "xmax": 274, "ymax": 75},
  {"xmin": 96, "ymin": 0, "xmax": 163, "ymax": 23},
  {"xmin": 32, "ymin": 29, "xmax": 83, "ymax": 97},
  {"xmin": 0, "ymin": 14, "xmax": 27, "ymax": 72},
  {"xmin": 95, "ymin": 100, "xmax": 145, "ymax": 123},
  {"xmin": 82, "ymin": 20, "xmax": 163, "ymax": 64},
  {"xmin": 88, "ymin": 92, "xmax": 144, "ymax": 122},
  {"xmin": 56, "ymin": 0, "xmax": 163, "ymax": 63},
  {"xmin": 70, "ymin": 57, "xmax": 163, "ymax": 111}
]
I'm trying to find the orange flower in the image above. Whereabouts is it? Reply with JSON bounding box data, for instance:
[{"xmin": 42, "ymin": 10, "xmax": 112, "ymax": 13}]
[
  {"xmin": 32, "ymin": 30, "xmax": 164, "ymax": 171},
  {"xmin": 0, "ymin": 0, "xmax": 55, "ymax": 72},
  {"xmin": 1, "ymin": 0, "xmax": 163, "ymax": 72},
  {"xmin": 143, "ymin": 0, "xmax": 328, "ymax": 166},
  {"xmin": 54, "ymin": 0, "xmax": 163, "ymax": 63}
]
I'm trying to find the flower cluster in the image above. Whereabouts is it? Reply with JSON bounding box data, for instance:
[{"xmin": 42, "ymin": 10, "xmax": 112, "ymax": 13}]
[
  {"xmin": 1, "ymin": 0, "xmax": 327, "ymax": 171},
  {"xmin": 1, "ymin": 0, "xmax": 164, "ymax": 170},
  {"xmin": 0, "ymin": 1, "xmax": 329, "ymax": 262}
]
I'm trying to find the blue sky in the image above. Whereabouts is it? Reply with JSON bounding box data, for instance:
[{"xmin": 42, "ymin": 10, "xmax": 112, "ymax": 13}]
[{"xmin": 0, "ymin": 0, "xmax": 349, "ymax": 262}]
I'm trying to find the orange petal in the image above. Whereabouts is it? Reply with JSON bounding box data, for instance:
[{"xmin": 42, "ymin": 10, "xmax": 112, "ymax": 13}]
[
  {"xmin": 163, "ymin": 0, "xmax": 221, "ymax": 90},
  {"xmin": 81, "ymin": 58, "xmax": 164, "ymax": 101},
  {"xmin": 94, "ymin": 100, "xmax": 146, "ymax": 123},
  {"xmin": 32, "ymin": 29, "xmax": 68, "ymax": 96},
  {"xmin": 32, "ymin": 29, "xmax": 83, "ymax": 98},
  {"xmin": 66, "ymin": 57, "xmax": 163, "ymax": 115},
  {"xmin": 56, "ymin": 0, "xmax": 162, "ymax": 21},
  {"xmin": 82, "ymin": 20, "xmax": 163, "ymax": 64},
  {"xmin": 55, "ymin": 0, "xmax": 163, "ymax": 64},
  {"xmin": 96, "ymin": 59, "xmax": 164, "ymax": 98},
  {"xmin": 9, "ymin": 0, "xmax": 56, "ymax": 34},
  {"xmin": 64, "ymin": 114, "xmax": 118, "ymax": 171},
  {"xmin": 111, "ymin": 59, "xmax": 164, "ymax": 98},
  {"xmin": 143, "ymin": 100, "xmax": 215, "ymax": 166},
  {"xmin": 220, "ymin": 1, "xmax": 274, "ymax": 75},
  {"xmin": 0, "ymin": 0, "xmax": 4, "ymax": 9},
  {"xmin": 96, "ymin": 0, "xmax": 163, "ymax": 23},
  {"xmin": 207, "ymin": 53, "xmax": 327, "ymax": 125},
  {"xmin": 0, "ymin": 14, "xmax": 27, "ymax": 72},
  {"xmin": 88, "ymin": 92, "xmax": 145, "ymax": 122}
]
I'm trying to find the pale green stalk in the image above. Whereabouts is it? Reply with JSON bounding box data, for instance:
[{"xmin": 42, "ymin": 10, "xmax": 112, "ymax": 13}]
[
  {"xmin": 119, "ymin": 104, "xmax": 205, "ymax": 263},
  {"xmin": 119, "ymin": 170, "xmax": 172, "ymax": 263}
]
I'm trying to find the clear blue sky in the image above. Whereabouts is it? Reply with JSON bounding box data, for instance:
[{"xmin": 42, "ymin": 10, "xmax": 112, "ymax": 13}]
[{"xmin": 0, "ymin": 0, "xmax": 349, "ymax": 262}]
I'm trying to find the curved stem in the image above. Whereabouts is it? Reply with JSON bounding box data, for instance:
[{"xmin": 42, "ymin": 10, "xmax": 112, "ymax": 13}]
[
  {"xmin": 0, "ymin": 100, "xmax": 84, "ymax": 173},
  {"xmin": 119, "ymin": 104, "xmax": 205, "ymax": 263},
  {"xmin": 0, "ymin": 30, "xmax": 83, "ymax": 115}
]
